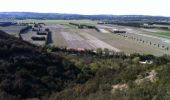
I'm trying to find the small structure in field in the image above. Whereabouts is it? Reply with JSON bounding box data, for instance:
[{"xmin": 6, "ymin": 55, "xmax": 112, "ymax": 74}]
[
  {"xmin": 37, "ymin": 31, "xmax": 48, "ymax": 35},
  {"xmin": 98, "ymin": 28, "xmax": 110, "ymax": 33},
  {"xmin": 111, "ymin": 29, "xmax": 126, "ymax": 34},
  {"xmin": 32, "ymin": 28, "xmax": 40, "ymax": 31},
  {"xmin": 31, "ymin": 36, "xmax": 46, "ymax": 41},
  {"xmin": 113, "ymin": 30, "xmax": 126, "ymax": 34}
]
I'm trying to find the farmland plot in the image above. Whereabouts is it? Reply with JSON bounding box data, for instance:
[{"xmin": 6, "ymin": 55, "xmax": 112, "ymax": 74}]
[
  {"xmin": 107, "ymin": 34, "xmax": 169, "ymax": 55},
  {"xmin": 47, "ymin": 23, "xmax": 170, "ymax": 56},
  {"xmin": 45, "ymin": 24, "xmax": 70, "ymax": 29},
  {"xmin": 48, "ymin": 27, "xmax": 68, "ymax": 47},
  {"xmin": 104, "ymin": 24, "xmax": 170, "ymax": 39},
  {"xmin": 47, "ymin": 24, "xmax": 120, "ymax": 52},
  {"xmin": 81, "ymin": 28, "xmax": 170, "ymax": 56},
  {"xmin": 60, "ymin": 32, "xmax": 94, "ymax": 49},
  {"xmin": 21, "ymin": 31, "xmax": 47, "ymax": 46},
  {"xmin": 0, "ymin": 25, "xmax": 27, "ymax": 37},
  {"xmin": 102, "ymin": 24, "xmax": 170, "ymax": 50},
  {"xmin": 17, "ymin": 19, "xmax": 97, "ymax": 25},
  {"xmin": 125, "ymin": 32, "xmax": 170, "ymax": 47},
  {"xmin": 50, "ymin": 27, "xmax": 121, "ymax": 52},
  {"xmin": 75, "ymin": 31, "xmax": 120, "ymax": 52}
]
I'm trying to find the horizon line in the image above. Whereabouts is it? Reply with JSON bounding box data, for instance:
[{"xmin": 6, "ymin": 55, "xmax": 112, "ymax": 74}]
[{"xmin": 0, "ymin": 11, "xmax": 170, "ymax": 17}]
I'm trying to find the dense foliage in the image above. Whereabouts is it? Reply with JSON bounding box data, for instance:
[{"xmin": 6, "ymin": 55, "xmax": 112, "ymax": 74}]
[
  {"xmin": 48, "ymin": 54, "xmax": 170, "ymax": 100},
  {"xmin": 0, "ymin": 30, "xmax": 170, "ymax": 100},
  {"xmin": 0, "ymin": 31, "xmax": 91, "ymax": 100}
]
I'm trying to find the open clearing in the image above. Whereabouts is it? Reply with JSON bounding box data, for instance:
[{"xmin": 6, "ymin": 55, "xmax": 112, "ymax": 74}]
[
  {"xmin": 82, "ymin": 29, "xmax": 169, "ymax": 56},
  {"xmin": 6, "ymin": 20, "xmax": 169, "ymax": 56},
  {"xmin": 97, "ymin": 24, "xmax": 170, "ymax": 48},
  {"xmin": 21, "ymin": 31, "xmax": 47, "ymax": 46},
  {"xmin": 156, "ymin": 32, "xmax": 170, "ymax": 37},
  {"xmin": 101, "ymin": 24, "xmax": 170, "ymax": 39},
  {"xmin": 51, "ymin": 28, "xmax": 120, "ymax": 52},
  {"xmin": 16, "ymin": 19, "xmax": 97, "ymax": 25},
  {"xmin": 0, "ymin": 25, "xmax": 27, "ymax": 37},
  {"xmin": 46, "ymin": 23, "xmax": 170, "ymax": 56}
]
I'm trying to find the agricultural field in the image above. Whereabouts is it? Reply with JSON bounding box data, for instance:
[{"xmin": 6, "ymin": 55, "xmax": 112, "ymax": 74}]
[
  {"xmin": 0, "ymin": 25, "xmax": 27, "ymax": 37},
  {"xmin": 20, "ymin": 29, "xmax": 47, "ymax": 46},
  {"xmin": 1, "ymin": 20, "xmax": 170, "ymax": 56},
  {"xmin": 16, "ymin": 19, "xmax": 97, "ymax": 25},
  {"xmin": 155, "ymin": 31, "xmax": 170, "ymax": 37},
  {"xmin": 98, "ymin": 24, "xmax": 170, "ymax": 46},
  {"xmin": 21, "ymin": 31, "xmax": 47, "ymax": 46},
  {"xmin": 45, "ymin": 22, "xmax": 170, "ymax": 56},
  {"xmin": 102, "ymin": 24, "xmax": 170, "ymax": 46},
  {"xmin": 81, "ymin": 29, "xmax": 169, "ymax": 56},
  {"xmin": 49, "ymin": 28, "xmax": 68, "ymax": 47},
  {"xmin": 48, "ymin": 25, "xmax": 120, "ymax": 52},
  {"xmin": 102, "ymin": 24, "xmax": 170, "ymax": 38}
]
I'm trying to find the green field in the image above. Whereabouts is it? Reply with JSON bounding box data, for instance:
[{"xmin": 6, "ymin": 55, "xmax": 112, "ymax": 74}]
[
  {"xmin": 156, "ymin": 31, "xmax": 170, "ymax": 37},
  {"xmin": 16, "ymin": 19, "xmax": 97, "ymax": 25}
]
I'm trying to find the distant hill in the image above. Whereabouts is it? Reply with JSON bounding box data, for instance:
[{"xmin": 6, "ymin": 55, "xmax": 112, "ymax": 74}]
[{"xmin": 0, "ymin": 12, "xmax": 169, "ymax": 20}]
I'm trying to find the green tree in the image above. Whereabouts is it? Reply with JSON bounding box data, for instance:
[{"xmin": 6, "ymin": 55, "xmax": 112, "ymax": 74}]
[
  {"xmin": 96, "ymin": 48, "xmax": 102, "ymax": 55},
  {"xmin": 104, "ymin": 48, "xmax": 109, "ymax": 56}
]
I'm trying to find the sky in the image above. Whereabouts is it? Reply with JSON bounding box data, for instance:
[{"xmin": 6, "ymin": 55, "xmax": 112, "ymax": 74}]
[{"xmin": 0, "ymin": 0, "xmax": 170, "ymax": 16}]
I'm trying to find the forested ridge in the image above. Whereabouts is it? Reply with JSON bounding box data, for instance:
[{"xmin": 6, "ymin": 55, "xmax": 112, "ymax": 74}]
[
  {"xmin": 0, "ymin": 30, "xmax": 170, "ymax": 100},
  {"xmin": 0, "ymin": 12, "xmax": 169, "ymax": 20},
  {"xmin": 0, "ymin": 31, "xmax": 91, "ymax": 100}
]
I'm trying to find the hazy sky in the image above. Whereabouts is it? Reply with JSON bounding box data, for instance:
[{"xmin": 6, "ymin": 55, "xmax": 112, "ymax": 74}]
[{"xmin": 0, "ymin": 0, "xmax": 170, "ymax": 16}]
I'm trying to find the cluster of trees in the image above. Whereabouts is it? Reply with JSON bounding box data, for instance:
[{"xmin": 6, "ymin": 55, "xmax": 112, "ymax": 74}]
[
  {"xmin": 44, "ymin": 46, "xmax": 125, "ymax": 59},
  {"xmin": 48, "ymin": 53, "xmax": 170, "ymax": 100},
  {"xmin": 0, "ymin": 31, "xmax": 92, "ymax": 100},
  {"xmin": 69, "ymin": 23, "xmax": 96, "ymax": 29}
]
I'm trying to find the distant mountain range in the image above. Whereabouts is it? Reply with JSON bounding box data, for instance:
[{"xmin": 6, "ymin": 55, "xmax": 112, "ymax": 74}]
[{"xmin": 0, "ymin": 12, "xmax": 170, "ymax": 20}]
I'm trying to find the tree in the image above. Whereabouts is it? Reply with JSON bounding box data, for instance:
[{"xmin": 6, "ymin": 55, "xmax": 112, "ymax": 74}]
[
  {"xmin": 104, "ymin": 48, "xmax": 109, "ymax": 56},
  {"xmin": 132, "ymin": 57, "xmax": 140, "ymax": 63},
  {"xmin": 96, "ymin": 48, "xmax": 102, "ymax": 56}
]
